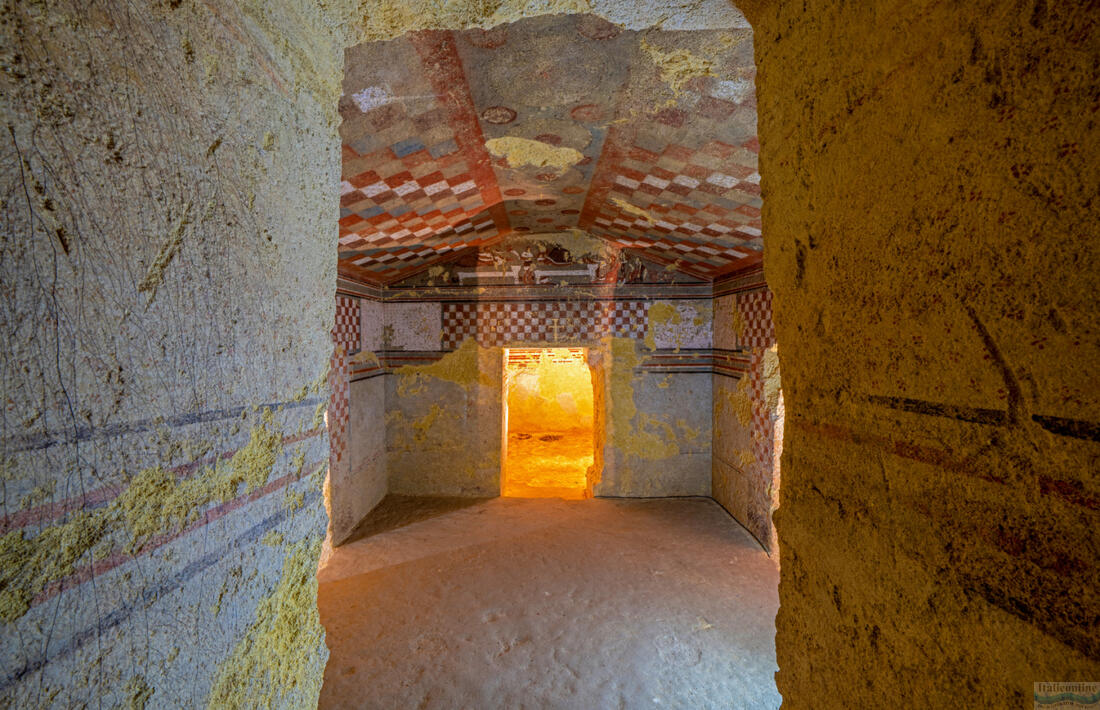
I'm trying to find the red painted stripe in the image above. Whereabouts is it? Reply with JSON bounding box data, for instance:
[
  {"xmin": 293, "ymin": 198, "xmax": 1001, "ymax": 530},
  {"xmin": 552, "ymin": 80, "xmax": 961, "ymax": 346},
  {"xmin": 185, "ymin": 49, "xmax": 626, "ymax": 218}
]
[
  {"xmin": 791, "ymin": 418, "xmax": 1007, "ymax": 485},
  {"xmin": 0, "ymin": 429, "xmax": 321, "ymax": 535},
  {"xmin": 408, "ymin": 31, "xmax": 503, "ymax": 211},
  {"xmin": 32, "ymin": 459, "xmax": 326, "ymax": 610}
]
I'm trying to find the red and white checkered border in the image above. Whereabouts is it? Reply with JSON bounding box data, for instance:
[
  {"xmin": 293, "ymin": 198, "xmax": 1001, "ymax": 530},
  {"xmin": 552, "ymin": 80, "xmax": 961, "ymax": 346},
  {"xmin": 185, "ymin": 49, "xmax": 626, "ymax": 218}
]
[
  {"xmin": 738, "ymin": 289, "xmax": 775, "ymax": 348},
  {"xmin": 441, "ymin": 301, "xmax": 647, "ymax": 348}
]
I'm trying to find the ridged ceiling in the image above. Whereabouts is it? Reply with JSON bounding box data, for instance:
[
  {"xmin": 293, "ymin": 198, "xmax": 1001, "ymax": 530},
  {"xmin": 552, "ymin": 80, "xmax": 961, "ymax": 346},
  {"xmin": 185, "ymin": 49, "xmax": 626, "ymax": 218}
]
[{"xmin": 338, "ymin": 14, "xmax": 760, "ymax": 284}]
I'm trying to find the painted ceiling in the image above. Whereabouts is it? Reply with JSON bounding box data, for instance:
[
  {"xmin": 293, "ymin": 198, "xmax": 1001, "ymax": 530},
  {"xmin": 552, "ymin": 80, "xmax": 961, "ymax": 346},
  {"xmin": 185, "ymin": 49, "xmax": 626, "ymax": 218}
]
[{"xmin": 338, "ymin": 14, "xmax": 760, "ymax": 285}]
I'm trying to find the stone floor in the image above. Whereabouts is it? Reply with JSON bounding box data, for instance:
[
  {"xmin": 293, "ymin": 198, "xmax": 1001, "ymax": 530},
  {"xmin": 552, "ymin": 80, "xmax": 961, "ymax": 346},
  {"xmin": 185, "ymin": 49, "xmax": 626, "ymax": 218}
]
[{"xmin": 318, "ymin": 496, "xmax": 781, "ymax": 709}]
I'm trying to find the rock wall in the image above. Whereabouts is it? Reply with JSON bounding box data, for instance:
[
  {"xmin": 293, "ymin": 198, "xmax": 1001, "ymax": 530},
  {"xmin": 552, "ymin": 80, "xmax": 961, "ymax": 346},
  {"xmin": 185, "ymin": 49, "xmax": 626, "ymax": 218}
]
[
  {"xmin": 334, "ymin": 282, "xmax": 718, "ymax": 500},
  {"xmin": 711, "ymin": 271, "xmax": 781, "ymax": 556},
  {"xmin": 751, "ymin": 0, "xmax": 1100, "ymax": 704},
  {"xmin": 0, "ymin": 0, "xmax": 355, "ymax": 706},
  {"xmin": 327, "ymin": 294, "xmax": 386, "ymax": 544},
  {"xmin": 8, "ymin": 0, "xmax": 1096, "ymax": 705}
]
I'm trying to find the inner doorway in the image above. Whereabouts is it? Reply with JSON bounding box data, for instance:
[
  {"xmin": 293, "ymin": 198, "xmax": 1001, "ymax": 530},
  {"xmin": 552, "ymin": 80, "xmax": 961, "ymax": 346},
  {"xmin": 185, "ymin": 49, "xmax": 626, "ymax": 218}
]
[{"xmin": 501, "ymin": 347, "xmax": 595, "ymax": 499}]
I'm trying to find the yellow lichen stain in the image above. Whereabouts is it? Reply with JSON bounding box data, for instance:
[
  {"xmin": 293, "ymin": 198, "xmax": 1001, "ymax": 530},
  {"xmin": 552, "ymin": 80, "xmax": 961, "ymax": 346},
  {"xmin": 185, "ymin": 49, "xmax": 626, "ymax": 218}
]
[
  {"xmin": 206, "ymin": 538, "xmax": 327, "ymax": 710},
  {"xmin": 114, "ymin": 465, "xmax": 202, "ymax": 553},
  {"xmin": 677, "ymin": 419, "xmax": 701, "ymax": 440},
  {"xmin": 692, "ymin": 301, "xmax": 710, "ymax": 328},
  {"xmin": 639, "ymin": 35, "xmax": 715, "ymax": 96},
  {"xmin": 221, "ymin": 409, "xmax": 283, "ymax": 498},
  {"xmin": 349, "ymin": 349, "xmax": 381, "ymax": 368},
  {"xmin": 385, "ymin": 404, "xmax": 456, "ymax": 451},
  {"xmin": 485, "ymin": 136, "xmax": 583, "ymax": 172},
  {"xmin": 611, "ymin": 196, "xmax": 656, "ymax": 223},
  {"xmin": 763, "ymin": 345, "xmax": 782, "ymax": 412},
  {"xmin": 394, "ymin": 338, "xmax": 494, "ymax": 396},
  {"xmin": 0, "ymin": 509, "xmax": 107, "ymax": 622},
  {"xmin": 356, "ymin": 0, "xmax": 592, "ymax": 43},
  {"xmin": 644, "ymin": 301, "xmax": 681, "ymax": 351},
  {"xmin": 410, "ymin": 404, "xmax": 445, "ymax": 443},
  {"xmin": 291, "ymin": 446, "xmax": 306, "ymax": 478},
  {"xmin": 731, "ymin": 300, "xmax": 744, "ymax": 340},
  {"xmin": 119, "ymin": 410, "xmax": 281, "ymax": 551},
  {"xmin": 212, "ymin": 566, "xmax": 243, "ymax": 617},
  {"xmin": 311, "ymin": 400, "xmax": 327, "ymax": 430},
  {"xmin": 137, "ymin": 201, "xmax": 192, "ymax": 305},
  {"xmin": 553, "ymin": 228, "xmax": 609, "ymax": 260},
  {"xmin": 426, "ymin": 265, "xmax": 448, "ymax": 284},
  {"xmin": 124, "ymin": 674, "xmax": 154, "ymax": 710},
  {"xmin": 284, "ymin": 488, "xmax": 305, "ymax": 511},
  {"xmin": 0, "ymin": 409, "xmax": 287, "ymax": 622},
  {"xmin": 731, "ymin": 376, "xmax": 753, "ymax": 427},
  {"xmin": 19, "ymin": 480, "xmax": 55, "ymax": 509},
  {"xmin": 261, "ymin": 530, "xmax": 284, "ymax": 547},
  {"xmin": 605, "ymin": 337, "xmax": 681, "ymax": 476},
  {"xmin": 309, "ymin": 361, "xmax": 331, "ymax": 395}
]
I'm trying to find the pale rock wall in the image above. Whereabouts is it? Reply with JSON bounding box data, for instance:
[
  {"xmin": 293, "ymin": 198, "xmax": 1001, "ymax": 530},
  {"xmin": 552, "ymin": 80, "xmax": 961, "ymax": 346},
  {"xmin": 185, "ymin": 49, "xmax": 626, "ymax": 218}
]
[
  {"xmin": 385, "ymin": 343, "xmax": 504, "ymax": 496},
  {"xmin": 332, "ymin": 376, "xmax": 386, "ymax": 543},
  {"xmin": 597, "ymin": 371, "xmax": 714, "ymax": 497},
  {"xmin": 0, "ymin": 0, "xmax": 356, "ymax": 706},
  {"xmin": 328, "ymin": 295, "xmax": 386, "ymax": 544}
]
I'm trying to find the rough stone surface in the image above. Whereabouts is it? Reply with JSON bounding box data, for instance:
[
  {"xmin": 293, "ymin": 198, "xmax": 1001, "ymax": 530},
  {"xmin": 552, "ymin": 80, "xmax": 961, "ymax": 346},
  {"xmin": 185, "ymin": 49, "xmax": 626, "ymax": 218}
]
[
  {"xmin": 6, "ymin": 0, "xmax": 1097, "ymax": 704},
  {"xmin": 318, "ymin": 496, "xmax": 780, "ymax": 709},
  {"xmin": 754, "ymin": 1, "xmax": 1100, "ymax": 704},
  {"xmin": 0, "ymin": 0, "xmax": 355, "ymax": 705}
]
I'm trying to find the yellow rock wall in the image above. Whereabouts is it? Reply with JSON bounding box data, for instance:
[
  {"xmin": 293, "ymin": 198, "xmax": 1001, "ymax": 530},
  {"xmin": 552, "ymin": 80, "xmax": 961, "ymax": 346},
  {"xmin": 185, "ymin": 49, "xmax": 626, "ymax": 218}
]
[{"xmin": 748, "ymin": 0, "xmax": 1100, "ymax": 703}]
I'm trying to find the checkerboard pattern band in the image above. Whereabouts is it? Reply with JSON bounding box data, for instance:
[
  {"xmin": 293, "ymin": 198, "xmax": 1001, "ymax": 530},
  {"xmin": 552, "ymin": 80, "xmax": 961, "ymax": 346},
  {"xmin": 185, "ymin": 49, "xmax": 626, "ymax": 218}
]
[
  {"xmin": 441, "ymin": 301, "xmax": 647, "ymax": 348},
  {"xmin": 737, "ymin": 289, "xmax": 775, "ymax": 348},
  {"xmin": 328, "ymin": 343, "xmax": 349, "ymax": 466},
  {"xmin": 582, "ymin": 138, "xmax": 763, "ymax": 274},
  {"xmin": 333, "ymin": 296, "xmax": 362, "ymax": 354}
]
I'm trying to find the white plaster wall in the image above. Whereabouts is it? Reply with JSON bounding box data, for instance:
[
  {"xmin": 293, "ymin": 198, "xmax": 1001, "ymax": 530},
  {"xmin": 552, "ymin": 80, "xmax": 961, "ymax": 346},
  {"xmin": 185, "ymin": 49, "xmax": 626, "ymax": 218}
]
[
  {"xmin": 713, "ymin": 293, "xmax": 739, "ymax": 350},
  {"xmin": 650, "ymin": 301, "xmax": 714, "ymax": 350},
  {"xmin": 361, "ymin": 298, "xmax": 384, "ymax": 352},
  {"xmin": 385, "ymin": 302, "xmax": 442, "ymax": 350},
  {"xmin": 332, "ymin": 376, "xmax": 387, "ymax": 544}
]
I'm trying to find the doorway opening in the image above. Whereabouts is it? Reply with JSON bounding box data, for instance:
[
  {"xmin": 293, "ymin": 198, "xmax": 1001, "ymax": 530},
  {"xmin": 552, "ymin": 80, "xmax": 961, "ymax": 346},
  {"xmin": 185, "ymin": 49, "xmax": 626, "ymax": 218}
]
[{"xmin": 501, "ymin": 347, "xmax": 595, "ymax": 499}]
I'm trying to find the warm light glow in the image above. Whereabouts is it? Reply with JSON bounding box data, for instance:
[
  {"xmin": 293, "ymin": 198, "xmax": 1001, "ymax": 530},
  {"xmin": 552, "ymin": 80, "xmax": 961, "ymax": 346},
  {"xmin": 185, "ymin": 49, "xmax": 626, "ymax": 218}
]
[{"xmin": 502, "ymin": 348, "xmax": 594, "ymax": 499}]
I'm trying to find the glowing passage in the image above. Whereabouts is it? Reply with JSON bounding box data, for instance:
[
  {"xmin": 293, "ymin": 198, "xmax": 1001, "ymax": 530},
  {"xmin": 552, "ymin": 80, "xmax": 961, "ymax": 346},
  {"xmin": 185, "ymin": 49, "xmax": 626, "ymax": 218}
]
[{"xmin": 502, "ymin": 348, "xmax": 594, "ymax": 499}]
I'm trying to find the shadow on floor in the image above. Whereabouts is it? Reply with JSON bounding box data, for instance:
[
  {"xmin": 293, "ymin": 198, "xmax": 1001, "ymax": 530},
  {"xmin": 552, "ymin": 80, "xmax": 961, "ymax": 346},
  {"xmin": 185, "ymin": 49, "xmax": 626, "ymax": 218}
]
[{"xmin": 339, "ymin": 494, "xmax": 495, "ymax": 545}]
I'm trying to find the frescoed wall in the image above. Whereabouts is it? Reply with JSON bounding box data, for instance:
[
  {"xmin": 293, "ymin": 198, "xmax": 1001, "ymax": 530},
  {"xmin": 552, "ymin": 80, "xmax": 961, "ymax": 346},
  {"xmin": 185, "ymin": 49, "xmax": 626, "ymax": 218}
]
[{"xmin": 326, "ymin": 236, "xmax": 779, "ymax": 525}]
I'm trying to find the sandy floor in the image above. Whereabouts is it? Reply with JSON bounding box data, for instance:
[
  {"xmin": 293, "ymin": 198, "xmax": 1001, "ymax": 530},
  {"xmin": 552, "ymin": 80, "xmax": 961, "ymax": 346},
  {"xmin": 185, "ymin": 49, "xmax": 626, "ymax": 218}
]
[
  {"xmin": 318, "ymin": 497, "xmax": 781, "ymax": 709},
  {"xmin": 503, "ymin": 429, "xmax": 592, "ymax": 499}
]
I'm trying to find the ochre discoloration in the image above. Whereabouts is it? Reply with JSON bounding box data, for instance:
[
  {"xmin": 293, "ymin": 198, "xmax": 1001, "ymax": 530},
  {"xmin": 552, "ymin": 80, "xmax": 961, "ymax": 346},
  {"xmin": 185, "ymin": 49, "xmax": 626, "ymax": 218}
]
[
  {"xmin": 644, "ymin": 301, "xmax": 680, "ymax": 351},
  {"xmin": 640, "ymin": 35, "xmax": 715, "ymax": 96},
  {"xmin": 394, "ymin": 338, "xmax": 495, "ymax": 396},
  {"xmin": 206, "ymin": 538, "xmax": 327, "ymax": 709},
  {"xmin": 610, "ymin": 196, "xmax": 657, "ymax": 224},
  {"xmin": 0, "ymin": 408, "xmax": 287, "ymax": 622},
  {"xmin": 485, "ymin": 136, "xmax": 584, "ymax": 172},
  {"xmin": 605, "ymin": 337, "xmax": 682, "ymax": 469}
]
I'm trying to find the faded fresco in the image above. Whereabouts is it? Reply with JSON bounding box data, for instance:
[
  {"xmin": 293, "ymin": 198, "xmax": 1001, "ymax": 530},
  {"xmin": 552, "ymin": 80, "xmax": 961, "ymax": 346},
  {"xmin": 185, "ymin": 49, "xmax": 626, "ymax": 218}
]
[{"xmin": 392, "ymin": 234, "xmax": 702, "ymax": 287}]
